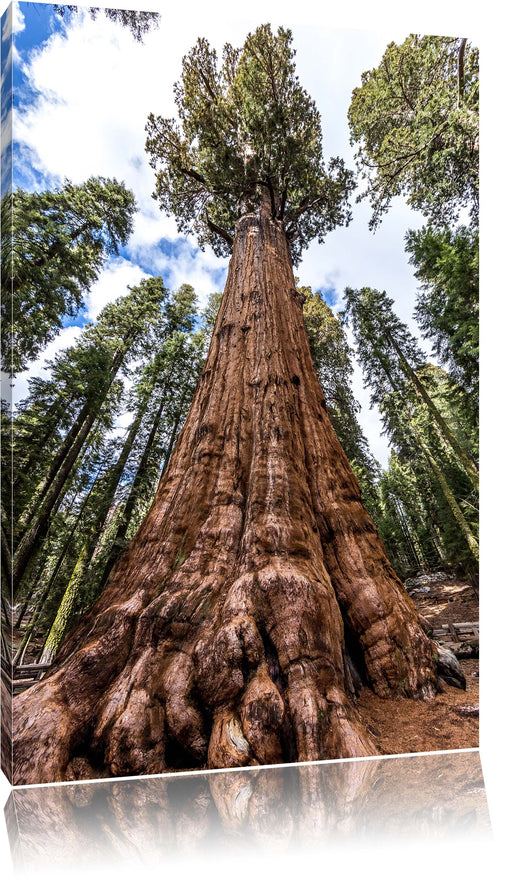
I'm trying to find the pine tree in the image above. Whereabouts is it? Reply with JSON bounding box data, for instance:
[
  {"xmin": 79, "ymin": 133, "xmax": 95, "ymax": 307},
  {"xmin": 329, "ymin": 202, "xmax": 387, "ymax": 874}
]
[
  {"xmin": 377, "ymin": 382, "xmax": 478, "ymax": 570},
  {"xmin": 344, "ymin": 286, "xmax": 478, "ymax": 490},
  {"xmin": 377, "ymin": 453, "xmax": 446, "ymax": 577},
  {"xmin": 405, "ymin": 224, "xmax": 479, "ymax": 428},
  {"xmin": 37, "ymin": 288, "xmax": 204, "ymax": 662},
  {"xmin": 348, "ymin": 35, "xmax": 479, "ymax": 229},
  {"xmin": 301, "ymin": 287, "xmax": 381, "ymax": 518},
  {"xmin": 2, "ymin": 177, "xmax": 136, "ymax": 373}
]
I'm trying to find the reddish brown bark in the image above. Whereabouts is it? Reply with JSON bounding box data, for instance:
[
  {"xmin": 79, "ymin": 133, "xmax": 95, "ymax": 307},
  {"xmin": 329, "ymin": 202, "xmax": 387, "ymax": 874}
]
[{"xmin": 10, "ymin": 207, "xmax": 437, "ymax": 785}]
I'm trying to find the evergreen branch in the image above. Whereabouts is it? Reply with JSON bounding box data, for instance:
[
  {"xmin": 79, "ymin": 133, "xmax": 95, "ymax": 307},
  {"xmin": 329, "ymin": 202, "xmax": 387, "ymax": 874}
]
[
  {"xmin": 203, "ymin": 209, "xmax": 234, "ymax": 247},
  {"xmin": 457, "ymin": 38, "xmax": 467, "ymax": 108},
  {"xmin": 278, "ymin": 177, "xmax": 288, "ymax": 220}
]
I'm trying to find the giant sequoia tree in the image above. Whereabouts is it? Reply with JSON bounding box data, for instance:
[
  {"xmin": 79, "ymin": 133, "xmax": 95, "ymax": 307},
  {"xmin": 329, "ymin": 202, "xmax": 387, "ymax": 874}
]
[{"xmin": 10, "ymin": 25, "xmax": 458, "ymax": 786}]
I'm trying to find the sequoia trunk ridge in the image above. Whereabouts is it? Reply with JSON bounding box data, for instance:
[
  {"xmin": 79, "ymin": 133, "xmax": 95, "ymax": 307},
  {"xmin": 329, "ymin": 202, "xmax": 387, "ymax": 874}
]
[{"xmin": 11, "ymin": 209, "xmax": 437, "ymax": 784}]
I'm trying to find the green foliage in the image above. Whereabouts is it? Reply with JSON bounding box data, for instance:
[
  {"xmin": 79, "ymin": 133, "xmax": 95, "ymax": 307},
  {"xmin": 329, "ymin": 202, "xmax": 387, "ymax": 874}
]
[
  {"xmin": 379, "ymin": 370, "xmax": 477, "ymax": 573},
  {"xmin": 348, "ymin": 35, "xmax": 479, "ymax": 229},
  {"xmin": 405, "ymin": 224, "xmax": 478, "ymax": 422},
  {"xmin": 199, "ymin": 290, "xmax": 224, "ymax": 337},
  {"xmin": 344, "ymin": 285, "xmax": 477, "ymax": 491},
  {"xmin": 146, "ymin": 24, "xmax": 354, "ymax": 262},
  {"xmin": 11, "ymin": 276, "xmax": 166, "ymax": 525},
  {"xmin": 377, "ymin": 452, "xmax": 445, "ymax": 578},
  {"xmin": 2, "ymin": 177, "xmax": 136, "ymax": 373},
  {"xmin": 343, "ymin": 285, "xmax": 426, "ymax": 407},
  {"xmin": 53, "ymin": 6, "xmax": 160, "ymax": 42},
  {"xmin": 11, "ymin": 281, "xmax": 204, "ymax": 657},
  {"xmin": 301, "ymin": 286, "xmax": 381, "ymax": 517},
  {"xmin": 344, "ymin": 286, "xmax": 478, "ymax": 574}
]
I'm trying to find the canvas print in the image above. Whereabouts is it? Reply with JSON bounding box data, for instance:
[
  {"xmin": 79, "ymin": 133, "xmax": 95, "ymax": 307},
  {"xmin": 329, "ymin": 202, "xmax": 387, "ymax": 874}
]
[{"xmin": 1, "ymin": 3, "xmax": 479, "ymax": 786}]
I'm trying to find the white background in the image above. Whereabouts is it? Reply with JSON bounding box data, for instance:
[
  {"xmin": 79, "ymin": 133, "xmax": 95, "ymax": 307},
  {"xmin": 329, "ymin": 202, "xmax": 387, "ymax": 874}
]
[{"xmin": 1, "ymin": 1, "xmax": 510, "ymax": 881}]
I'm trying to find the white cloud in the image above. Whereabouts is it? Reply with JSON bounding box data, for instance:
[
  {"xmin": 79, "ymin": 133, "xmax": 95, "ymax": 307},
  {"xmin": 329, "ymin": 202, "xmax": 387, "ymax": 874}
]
[
  {"xmin": 12, "ymin": 324, "xmax": 82, "ymax": 406},
  {"xmin": 16, "ymin": 12, "xmax": 153, "ymax": 185},
  {"xmin": 14, "ymin": 10, "xmax": 253, "ymax": 203},
  {"xmin": 11, "ymin": 1, "xmax": 24, "ymax": 34},
  {"xmin": 2, "ymin": 1, "xmax": 24, "ymax": 44},
  {"xmin": 129, "ymin": 237, "xmax": 228, "ymax": 308},
  {"xmin": 13, "ymin": 7, "xmax": 239, "ymax": 317},
  {"xmin": 83, "ymin": 256, "xmax": 150, "ymax": 322}
]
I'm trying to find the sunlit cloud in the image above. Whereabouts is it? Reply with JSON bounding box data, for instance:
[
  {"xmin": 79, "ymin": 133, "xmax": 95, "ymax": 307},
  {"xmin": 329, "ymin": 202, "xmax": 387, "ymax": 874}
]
[
  {"xmin": 11, "ymin": 1, "xmax": 25, "ymax": 34},
  {"xmin": 83, "ymin": 255, "xmax": 151, "ymax": 322}
]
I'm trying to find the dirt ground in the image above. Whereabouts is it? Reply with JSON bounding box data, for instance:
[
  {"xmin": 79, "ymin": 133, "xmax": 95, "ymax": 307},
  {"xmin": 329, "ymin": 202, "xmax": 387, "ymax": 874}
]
[{"xmin": 358, "ymin": 574, "xmax": 479, "ymax": 756}]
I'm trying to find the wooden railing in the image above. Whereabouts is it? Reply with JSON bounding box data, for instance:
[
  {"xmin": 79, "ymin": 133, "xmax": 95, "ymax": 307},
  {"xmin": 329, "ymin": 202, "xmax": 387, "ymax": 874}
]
[
  {"xmin": 1, "ymin": 658, "xmax": 51, "ymax": 694},
  {"xmin": 432, "ymin": 621, "xmax": 479, "ymax": 645}
]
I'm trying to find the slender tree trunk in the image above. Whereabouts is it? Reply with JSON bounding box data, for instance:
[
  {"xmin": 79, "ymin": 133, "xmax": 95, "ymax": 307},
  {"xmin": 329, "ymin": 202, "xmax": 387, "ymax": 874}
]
[
  {"xmin": 38, "ymin": 544, "xmax": 90, "ymax": 666},
  {"xmin": 413, "ymin": 431, "xmax": 479, "ymax": 564},
  {"xmin": 17, "ymin": 402, "xmax": 99, "ymax": 533},
  {"xmin": 12, "ymin": 392, "xmax": 76, "ymax": 497},
  {"xmin": 14, "ymin": 557, "xmax": 48, "ymax": 631},
  {"xmin": 385, "ymin": 330, "xmax": 479, "ymax": 491},
  {"xmin": 39, "ymin": 393, "xmax": 153, "ymax": 665},
  {"xmin": 11, "ymin": 208, "xmax": 437, "ymax": 785},
  {"xmin": 160, "ymin": 385, "xmax": 192, "ymax": 474},
  {"xmin": 15, "ymin": 295, "xmax": 159, "ymax": 568},
  {"xmin": 390, "ymin": 496, "xmax": 424, "ymax": 570},
  {"xmin": 12, "ymin": 409, "xmax": 99, "ymax": 591},
  {"xmin": 16, "ymin": 342, "xmax": 128, "ymax": 536},
  {"xmin": 97, "ymin": 392, "xmax": 168, "ymax": 591},
  {"xmin": 12, "ymin": 441, "xmax": 110, "ymax": 649}
]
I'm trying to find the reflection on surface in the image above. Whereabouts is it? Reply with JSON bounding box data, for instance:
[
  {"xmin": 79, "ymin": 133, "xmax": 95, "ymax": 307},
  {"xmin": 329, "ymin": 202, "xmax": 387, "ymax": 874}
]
[{"xmin": 5, "ymin": 750, "xmax": 489, "ymax": 869}]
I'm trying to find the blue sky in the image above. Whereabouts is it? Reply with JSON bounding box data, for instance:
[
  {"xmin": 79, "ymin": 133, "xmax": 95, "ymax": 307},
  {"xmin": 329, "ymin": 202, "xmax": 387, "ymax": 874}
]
[{"xmin": 5, "ymin": 2, "xmax": 471, "ymax": 465}]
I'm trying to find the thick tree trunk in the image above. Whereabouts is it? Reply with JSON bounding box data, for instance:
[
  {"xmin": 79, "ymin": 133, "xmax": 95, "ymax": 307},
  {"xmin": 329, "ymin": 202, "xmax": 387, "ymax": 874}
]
[{"xmin": 11, "ymin": 208, "xmax": 437, "ymax": 785}]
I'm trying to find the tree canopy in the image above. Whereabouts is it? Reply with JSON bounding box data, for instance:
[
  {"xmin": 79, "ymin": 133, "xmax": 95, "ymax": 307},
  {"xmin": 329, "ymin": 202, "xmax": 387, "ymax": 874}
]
[
  {"xmin": 3, "ymin": 177, "xmax": 136, "ymax": 374},
  {"xmin": 405, "ymin": 224, "xmax": 479, "ymax": 414},
  {"xmin": 348, "ymin": 35, "xmax": 479, "ymax": 229},
  {"xmin": 145, "ymin": 24, "xmax": 355, "ymax": 262}
]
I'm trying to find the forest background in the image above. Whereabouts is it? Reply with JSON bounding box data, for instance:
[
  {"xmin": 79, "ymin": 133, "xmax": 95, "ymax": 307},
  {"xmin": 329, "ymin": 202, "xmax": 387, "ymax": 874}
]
[{"xmin": 0, "ymin": 0, "xmax": 510, "ymax": 881}]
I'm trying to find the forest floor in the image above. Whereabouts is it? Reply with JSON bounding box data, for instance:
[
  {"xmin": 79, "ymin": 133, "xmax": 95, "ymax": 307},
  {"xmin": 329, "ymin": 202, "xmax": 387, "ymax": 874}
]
[{"xmin": 358, "ymin": 573, "xmax": 479, "ymax": 756}]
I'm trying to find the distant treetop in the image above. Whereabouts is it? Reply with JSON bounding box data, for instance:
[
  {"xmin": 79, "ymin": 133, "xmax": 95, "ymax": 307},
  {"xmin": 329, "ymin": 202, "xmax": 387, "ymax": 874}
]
[
  {"xmin": 348, "ymin": 35, "xmax": 479, "ymax": 229},
  {"xmin": 53, "ymin": 6, "xmax": 160, "ymax": 42}
]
